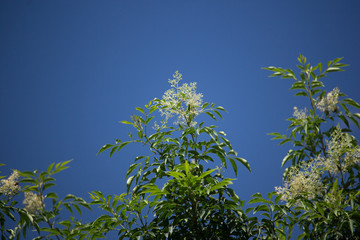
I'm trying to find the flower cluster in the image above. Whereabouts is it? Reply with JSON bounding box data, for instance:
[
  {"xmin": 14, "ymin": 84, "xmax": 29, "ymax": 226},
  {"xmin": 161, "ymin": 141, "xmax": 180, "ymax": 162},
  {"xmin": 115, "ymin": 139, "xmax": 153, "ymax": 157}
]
[
  {"xmin": 23, "ymin": 192, "xmax": 44, "ymax": 214},
  {"xmin": 275, "ymin": 157, "xmax": 324, "ymax": 202},
  {"xmin": 159, "ymin": 71, "xmax": 203, "ymax": 126},
  {"xmin": 316, "ymin": 87, "xmax": 340, "ymax": 113},
  {"xmin": 276, "ymin": 126, "xmax": 360, "ymax": 203},
  {"xmin": 324, "ymin": 127, "xmax": 360, "ymax": 174},
  {"xmin": 293, "ymin": 106, "xmax": 308, "ymax": 125},
  {"xmin": 0, "ymin": 170, "xmax": 21, "ymax": 197}
]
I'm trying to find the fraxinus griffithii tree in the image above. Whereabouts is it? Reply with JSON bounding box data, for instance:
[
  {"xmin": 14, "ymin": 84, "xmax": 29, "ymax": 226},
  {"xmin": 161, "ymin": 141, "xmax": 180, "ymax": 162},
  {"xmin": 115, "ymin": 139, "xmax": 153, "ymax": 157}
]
[{"xmin": 1, "ymin": 56, "xmax": 359, "ymax": 239}]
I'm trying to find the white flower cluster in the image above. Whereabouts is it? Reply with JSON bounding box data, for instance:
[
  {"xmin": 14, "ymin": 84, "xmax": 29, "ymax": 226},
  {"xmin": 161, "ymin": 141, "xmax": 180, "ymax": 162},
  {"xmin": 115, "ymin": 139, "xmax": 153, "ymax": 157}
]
[
  {"xmin": 293, "ymin": 106, "xmax": 308, "ymax": 125},
  {"xmin": 159, "ymin": 71, "xmax": 203, "ymax": 126},
  {"xmin": 275, "ymin": 157, "xmax": 324, "ymax": 202},
  {"xmin": 0, "ymin": 170, "xmax": 21, "ymax": 197},
  {"xmin": 316, "ymin": 87, "xmax": 340, "ymax": 113},
  {"xmin": 23, "ymin": 192, "xmax": 44, "ymax": 214},
  {"xmin": 275, "ymin": 126, "xmax": 360, "ymax": 203},
  {"xmin": 324, "ymin": 127, "xmax": 360, "ymax": 174}
]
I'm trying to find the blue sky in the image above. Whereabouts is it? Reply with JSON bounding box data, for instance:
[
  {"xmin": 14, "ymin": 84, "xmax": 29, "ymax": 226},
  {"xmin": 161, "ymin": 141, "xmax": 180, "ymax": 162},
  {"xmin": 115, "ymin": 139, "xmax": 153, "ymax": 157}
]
[{"xmin": 1, "ymin": 0, "xmax": 360, "ymax": 225}]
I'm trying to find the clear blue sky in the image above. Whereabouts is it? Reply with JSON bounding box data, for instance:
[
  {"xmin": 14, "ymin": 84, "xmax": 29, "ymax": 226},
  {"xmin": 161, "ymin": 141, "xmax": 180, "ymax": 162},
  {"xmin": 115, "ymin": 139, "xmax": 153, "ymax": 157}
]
[{"xmin": 1, "ymin": 0, "xmax": 360, "ymax": 223}]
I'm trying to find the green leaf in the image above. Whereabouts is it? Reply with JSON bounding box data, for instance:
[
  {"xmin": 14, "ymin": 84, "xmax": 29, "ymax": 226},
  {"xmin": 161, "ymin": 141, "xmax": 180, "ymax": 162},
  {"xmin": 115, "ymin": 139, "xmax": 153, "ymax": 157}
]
[
  {"xmin": 19, "ymin": 171, "xmax": 35, "ymax": 178},
  {"xmin": 215, "ymin": 106, "xmax": 226, "ymax": 112},
  {"xmin": 202, "ymin": 102, "xmax": 209, "ymax": 109},
  {"xmin": 248, "ymin": 198, "xmax": 267, "ymax": 204},
  {"xmin": 268, "ymin": 132, "xmax": 285, "ymax": 140},
  {"xmin": 64, "ymin": 194, "xmax": 76, "ymax": 201},
  {"xmin": 234, "ymin": 157, "xmax": 251, "ymax": 173},
  {"xmin": 91, "ymin": 191, "xmax": 105, "ymax": 201},
  {"xmin": 109, "ymin": 146, "xmax": 119, "ymax": 158},
  {"xmin": 282, "ymin": 150, "xmax": 294, "ymax": 167},
  {"xmin": 212, "ymin": 149, "xmax": 226, "ymax": 167},
  {"xmin": 20, "ymin": 179, "xmax": 37, "ymax": 184},
  {"xmin": 262, "ymin": 66, "xmax": 278, "ymax": 71},
  {"xmin": 58, "ymin": 160, "xmax": 72, "ymax": 170},
  {"xmin": 275, "ymin": 194, "xmax": 282, "ymax": 204},
  {"xmin": 43, "ymin": 177, "xmax": 55, "ymax": 183},
  {"xmin": 118, "ymin": 142, "xmax": 131, "ymax": 151},
  {"xmin": 253, "ymin": 204, "xmax": 269, "ymax": 214},
  {"xmin": 353, "ymin": 113, "xmax": 360, "ymax": 120},
  {"xmin": 326, "ymin": 67, "xmax": 344, "ymax": 72},
  {"xmin": 349, "ymin": 115, "xmax": 360, "ymax": 129},
  {"xmin": 270, "ymin": 72, "xmax": 284, "ymax": 77},
  {"xmin": 333, "ymin": 63, "xmax": 348, "ymax": 68},
  {"xmin": 46, "ymin": 192, "xmax": 58, "ymax": 199},
  {"xmin": 184, "ymin": 161, "xmax": 190, "ymax": 175},
  {"xmin": 47, "ymin": 163, "xmax": 55, "ymax": 173},
  {"xmin": 120, "ymin": 120, "xmax": 135, "ymax": 126},
  {"xmin": 42, "ymin": 183, "xmax": 55, "ymax": 191},
  {"xmin": 58, "ymin": 220, "xmax": 71, "ymax": 229},
  {"xmin": 210, "ymin": 178, "xmax": 234, "ymax": 191},
  {"xmin": 229, "ymin": 158, "xmax": 238, "ymax": 176},
  {"xmin": 135, "ymin": 107, "xmax": 145, "ymax": 114},
  {"xmin": 343, "ymin": 98, "xmax": 360, "ymax": 109},
  {"xmin": 290, "ymin": 82, "xmax": 305, "ymax": 90},
  {"xmin": 339, "ymin": 115, "xmax": 350, "ymax": 128},
  {"xmin": 295, "ymin": 91, "xmax": 308, "ymax": 97},
  {"xmin": 167, "ymin": 171, "xmax": 185, "ymax": 179},
  {"xmin": 279, "ymin": 138, "xmax": 292, "ymax": 145},
  {"xmin": 213, "ymin": 110, "xmax": 223, "ymax": 119},
  {"xmin": 126, "ymin": 176, "xmax": 135, "ymax": 193},
  {"xmin": 63, "ymin": 203, "xmax": 73, "ymax": 214},
  {"xmin": 205, "ymin": 111, "xmax": 217, "ymax": 120},
  {"xmin": 318, "ymin": 62, "xmax": 323, "ymax": 72},
  {"xmin": 311, "ymin": 80, "xmax": 324, "ymax": 88},
  {"xmin": 182, "ymin": 127, "xmax": 196, "ymax": 137},
  {"xmin": 332, "ymin": 57, "xmax": 343, "ymax": 64},
  {"xmin": 311, "ymin": 89, "xmax": 322, "ymax": 96},
  {"xmin": 199, "ymin": 169, "xmax": 216, "ymax": 179},
  {"xmin": 146, "ymin": 116, "xmax": 155, "ymax": 124},
  {"xmin": 73, "ymin": 204, "xmax": 82, "ymax": 215},
  {"xmin": 149, "ymin": 106, "xmax": 157, "ymax": 114},
  {"xmin": 97, "ymin": 144, "xmax": 114, "ymax": 155},
  {"xmin": 126, "ymin": 163, "xmax": 141, "ymax": 179},
  {"xmin": 297, "ymin": 233, "xmax": 306, "ymax": 240}
]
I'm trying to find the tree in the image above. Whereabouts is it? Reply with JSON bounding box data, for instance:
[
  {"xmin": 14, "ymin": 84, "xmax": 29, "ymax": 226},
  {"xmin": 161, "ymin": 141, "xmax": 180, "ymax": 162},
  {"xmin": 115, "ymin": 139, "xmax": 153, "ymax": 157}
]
[
  {"xmin": 266, "ymin": 55, "xmax": 360, "ymax": 239},
  {"xmin": 0, "ymin": 56, "xmax": 359, "ymax": 239}
]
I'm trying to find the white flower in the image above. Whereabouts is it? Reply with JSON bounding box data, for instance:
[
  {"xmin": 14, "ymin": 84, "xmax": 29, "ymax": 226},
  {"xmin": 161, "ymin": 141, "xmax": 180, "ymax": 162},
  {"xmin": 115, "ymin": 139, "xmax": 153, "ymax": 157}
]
[
  {"xmin": 324, "ymin": 126, "xmax": 360, "ymax": 174},
  {"xmin": 276, "ymin": 157, "xmax": 324, "ymax": 202},
  {"xmin": 0, "ymin": 170, "xmax": 21, "ymax": 197},
  {"xmin": 293, "ymin": 107, "xmax": 307, "ymax": 120},
  {"xmin": 293, "ymin": 107, "xmax": 308, "ymax": 126},
  {"xmin": 344, "ymin": 146, "xmax": 360, "ymax": 169},
  {"xmin": 316, "ymin": 87, "xmax": 340, "ymax": 113},
  {"xmin": 159, "ymin": 71, "xmax": 203, "ymax": 126},
  {"xmin": 276, "ymin": 126, "xmax": 360, "ymax": 203},
  {"xmin": 23, "ymin": 192, "xmax": 44, "ymax": 214}
]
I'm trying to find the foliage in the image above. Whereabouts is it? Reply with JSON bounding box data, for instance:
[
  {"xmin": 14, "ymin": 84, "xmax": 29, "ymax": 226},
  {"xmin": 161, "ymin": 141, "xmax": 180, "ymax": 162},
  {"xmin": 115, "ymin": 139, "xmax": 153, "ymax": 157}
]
[
  {"xmin": 0, "ymin": 56, "xmax": 359, "ymax": 239},
  {"xmin": 266, "ymin": 54, "xmax": 360, "ymax": 239},
  {"xmin": 0, "ymin": 160, "xmax": 91, "ymax": 239}
]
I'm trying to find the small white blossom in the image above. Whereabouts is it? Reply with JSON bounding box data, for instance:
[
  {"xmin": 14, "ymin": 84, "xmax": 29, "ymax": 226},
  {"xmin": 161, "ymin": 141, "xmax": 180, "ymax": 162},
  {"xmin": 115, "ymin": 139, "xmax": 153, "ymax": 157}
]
[
  {"xmin": 344, "ymin": 147, "xmax": 360, "ymax": 169},
  {"xmin": 293, "ymin": 107, "xmax": 308, "ymax": 125},
  {"xmin": 159, "ymin": 71, "xmax": 203, "ymax": 127},
  {"xmin": 316, "ymin": 87, "xmax": 340, "ymax": 113},
  {"xmin": 276, "ymin": 157, "xmax": 324, "ymax": 202},
  {"xmin": 23, "ymin": 192, "xmax": 44, "ymax": 214},
  {"xmin": 276, "ymin": 126, "xmax": 360, "ymax": 203},
  {"xmin": 0, "ymin": 170, "xmax": 21, "ymax": 197},
  {"xmin": 324, "ymin": 126, "xmax": 360, "ymax": 174}
]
